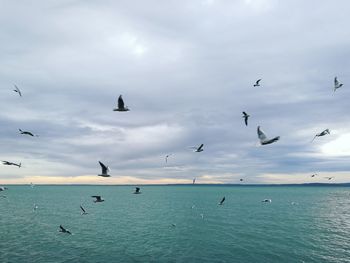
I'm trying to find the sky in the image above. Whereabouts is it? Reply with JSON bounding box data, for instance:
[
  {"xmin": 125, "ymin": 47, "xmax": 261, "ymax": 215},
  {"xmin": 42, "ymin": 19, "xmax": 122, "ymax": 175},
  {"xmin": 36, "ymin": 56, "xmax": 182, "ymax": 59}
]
[{"xmin": 1, "ymin": 0, "xmax": 350, "ymax": 184}]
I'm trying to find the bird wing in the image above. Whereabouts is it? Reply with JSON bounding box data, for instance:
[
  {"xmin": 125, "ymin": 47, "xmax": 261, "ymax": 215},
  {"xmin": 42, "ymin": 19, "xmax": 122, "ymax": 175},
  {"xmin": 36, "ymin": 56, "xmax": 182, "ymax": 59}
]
[
  {"xmin": 59, "ymin": 225, "xmax": 65, "ymax": 231},
  {"xmin": 99, "ymin": 161, "xmax": 108, "ymax": 174},
  {"xmin": 244, "ymin": 117, "xmax": 248, "ymax": 126},
  {"xmin": 14, "ymin": 85, "xmax": 22, "ymax": 96},
  {"xmin": 118, "ymin": 95, "xmax": 125, "ymax": 109},
  {"xmin": 136, "ymin": 187, "xmax": 140, "ymax": 192},
  {"xmin": 256, "ymin": 79, "xmax": 261, "ymax": 84},
  {"xmin": 80, "ymin": 205, "xmax": 86, "ymax": 213},
  {"xmin": 91, "ymin": 195, "xmax": 100, "ymax": 199},
  {"xmin": 197, "ymin": 144, "xmax": 204, "ymax": 151},
  {"xmin": 257, "ymin": 126, "xmax": 267, "ymax": 142},
  {"xmin": 242, "ymin": 112, "xmax": 247, "ymax": 116},
  {"xmin": 335, "ymin": 77, "xmax": 339, "ymax": 86}
]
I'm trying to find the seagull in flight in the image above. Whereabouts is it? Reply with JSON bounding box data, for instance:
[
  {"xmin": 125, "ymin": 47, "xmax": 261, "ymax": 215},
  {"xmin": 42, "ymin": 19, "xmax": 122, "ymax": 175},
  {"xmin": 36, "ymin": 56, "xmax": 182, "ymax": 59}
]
[
  {"xmin": 324, "ymin": 177, "xmax": 334, "ymax": 180},
  {"xmin": 98, "ymin": 161, "xmax": 110, "ymax": 177},
  {"xmin": 113, "ymin": 95, "xmax": 129, "ymax": 112},
  {"xmin": 80, "ymin": 205, "xmax": 88, "ymax": 215},
  {"xmin": 262, "ymin": 199, "xmax": 272, "ymax": 203},
  {"xmin": 311, "ymin": 173, "xmax": 317, "ymax": 178},
  {"xmin": 2, "ymin": 161, "xmax": 21, "ymax": 168},
  {"xmin": 257, "ymin": 126, "xmax": 280, "ymax": 145},
  {"xmin": 59, "ymin": 225, "xmax": 72, "ymax": 235},
  {"xmin": 133, "ymin": 187, "xmax": 141, "ymax": 194},
  {"xmin": 191, "ymin": 144, "xmax": 204, "ymax": 152},
  {"xmin": 253, "ymin": 79, "xmax": 262, "ymax": 87},
  {"xmin": 334, "ymin": 77, "xmax": 343, "ymax": 92},
  {"xmin": 242, "ymin": 112, "xmax": 250, "ymax": 126},
  {"xmin": 218, "ymin": 197, "xmax": 225, "ymax": 205},
  {"xmin": 91, "ymin": 195, "xmax": 104, "ymax": 202},
  {"xmin": 311, "ymin": 129, "xmax": 330, "ymax": 142},
  {"xmin": 0, "ymin": 187, "xmax": 8, "ymax": 191},
  {"xmin": 193, "ymin": 178, "xmax": 196, "ymax": 184},
  {"xmin": 165, "ymin": 154, "xmax": 172, "ymax": 164},
  {"xmin": 19, "ymin": 129, "xmax": 38, "ymax": 137},
  {"xmin": 13, "ymin": 85, "xmax": 22, "ymax": 97},
  {"xmin": 240, "ymin": 178, "xmax": 243, "ymax": 182}
]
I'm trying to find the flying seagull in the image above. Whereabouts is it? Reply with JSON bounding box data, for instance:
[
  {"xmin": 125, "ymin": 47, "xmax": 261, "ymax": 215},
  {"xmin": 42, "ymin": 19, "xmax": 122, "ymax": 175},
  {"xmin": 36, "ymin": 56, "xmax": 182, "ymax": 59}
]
[
  {"xmin": 113, "ymin": 95, "xmax": 129, "ymax": 112},
  {"xmin": 59, "ymin": 225, "xmax": 71, "ymax": 235},
  {"xmin": 218, "ymin": 197, "xmax": 225, "ymax": 205},
  {"xmin": 80, "ymin": 205, "xmax": 88, "ymax": 215},
  {"xmin": 2, "ymin": 161, "xmax": 21, "ymax": 168},
  {"xmin": 311, "ymin": 173, "xmax": 317, "ymax": 178},
  {"xmin": 98, "ymin": 161, "xmax": 110, "ymax": 177},
  {"xmin": 240, "ymin": 178, "xmax": 243, "ymax": 182},
  {"xmin": 133, "ymin": 187, "xmax": 141, "ymax": 194},
  {"xmin": 191, "ymin": 144, "xmax": 204, "ymax": 152},
  {"xmin": 13, "ymin": 85, "xmax": 22, "ymax": 97},
  {"xmin": 19, "ymin": 129, "xmax": 38, "ymax": 137},
  {"xmin": 262, "ymin": 199, "xmax": 272, "ymax": 203},
  {"xmin": 0, "ymin": 187, "xmax": 8, "ymax": 191},
  {"xmin": 165, "ymin": 154, "xmax": 172, "ymax": 164},
  {"xmin": 193, "ymin": 178, "xmax": 196, "ymax": 184},
  {"xmin": 242, "ymin": 112, "xmax": 250, "ymax": 126},
  {"xmin": 334, "ymin": 77, "xmax": 343, "ymax": 92},
  {"xmin": 33, "ymin": 204, "xmax": 38, "ymax": 212},
  {"xmin": 253, "ymin": 79, "xmax": 262, "ymax": 87},
  {"xmin": 311, "ymin": 129, "xmax": 330, "ymax": 142},
  {"xmin": 91, "ymin": 195, "xmax": 104, "ymax": 202},
  {"xmin": 324, "ymin": 177, "xmax": 334, "ymax": 180},
  {"xmin": 257, "ymin": 126, "xmax": 280, "ymax": 145}
]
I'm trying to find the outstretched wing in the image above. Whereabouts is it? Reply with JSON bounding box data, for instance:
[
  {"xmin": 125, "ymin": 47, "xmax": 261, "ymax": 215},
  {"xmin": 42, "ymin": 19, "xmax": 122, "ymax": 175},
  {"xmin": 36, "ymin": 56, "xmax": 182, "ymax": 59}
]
[
  {"xmin": 256, "ymin": 79, "xmax": 261, "ymax": 85},
  {"xmin": 59, "ymin": 225, "xmax": 65, "ymax": 231},
  {"xmin": 335, "ymin": 77, "xmax": 339, "ymax": 87},
  {"xmin": 197, "ymin": 144, "xmax": 204, "ymax": 151},
  {"xmin": 99, "ymin": 161, "xmax": 108, "ymax": 174},
  {"xmin": 80, "ymin": 205, "xmax": 86, "ymax": 213},
  {"xmin": 257, "ymin": 126, "xmax": 267, "ymax": 142},
  {"xmin": 118, "ymin": 95, "xmax": 125, "ymax": 109},
  {"xmin": 91, "ymin": 195, "xmax": 101, "ymax": 200}
]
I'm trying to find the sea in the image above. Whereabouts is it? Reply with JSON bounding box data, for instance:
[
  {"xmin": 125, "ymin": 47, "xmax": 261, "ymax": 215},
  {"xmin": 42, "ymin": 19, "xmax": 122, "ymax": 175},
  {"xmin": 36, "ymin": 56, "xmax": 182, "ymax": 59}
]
[{"xmin": 1, "ymin": 185, "xmax": 350, "ymax": 263}]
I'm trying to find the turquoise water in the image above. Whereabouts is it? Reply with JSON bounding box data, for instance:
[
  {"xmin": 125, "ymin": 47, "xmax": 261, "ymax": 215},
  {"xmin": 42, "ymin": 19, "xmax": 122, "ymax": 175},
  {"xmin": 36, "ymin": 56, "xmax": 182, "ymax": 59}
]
[{"xmin": 1, "ymin": 185, "xmax": 350, "ymax": 263}]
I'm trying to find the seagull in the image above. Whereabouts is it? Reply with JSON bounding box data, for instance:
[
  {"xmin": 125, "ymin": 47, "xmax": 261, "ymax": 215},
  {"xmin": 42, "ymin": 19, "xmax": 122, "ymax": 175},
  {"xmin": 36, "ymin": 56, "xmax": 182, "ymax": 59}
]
[
  {"xmin": 171, "ymin": 223, "xmax": 176, "ymax": 227},
  {"xmin": 191, "ymin": 144, "xmax": 204, "ymax": 152},
  {"xmin": 59, "ymin": 225, "xmax": 71, "ymax": 235},
  {"xmin": 2, "ymin": 161, "xmax": 21, "ymax": 168},
  {"xmin": 113, "ymin": 95, "xmax": 129, "ymax": 112},
  {"xmin": 240, "ymin": 178, "xmax": 243, "ymax": 182},
  {"xmin": 262, "ymin": 199, "xmax": 272, "ymax": 203},
  {"xmin": 33, "ymin": 204, "xmax": 38, "ymax": 211},
  {"xmin": 324, "ymin": 177, "xmax": 334, "ymax": 180},
  {"xmin": 257, "ymin": 126, "xmax": 280, "ymax": 145},
  {"xmin": 98, "ymin": 161, "xmax": 110, "ymax": 177},
  {"xmin": 193, "ymin": 178, "xmax": 196, "ymax": 184},
  {"xmin": 0, "ymin": 187, "xmax": 8, "ymax": 191},
  {"xmin": 91, "ymin": 195, "xmax": 104, "ymax": 202},
  {"xmin": 253, "ymin": 79, "xmax": 262, "ymax": 87},
  {"xmin": 13, "ymin": 85, "xmax": 22, "ymax": 97},
  {"xmin": 242, "ymin": 112, "xmax": 250, "ymax": 126},
  {"xmin": 311, "ymin": 129, "xmax": 330, "ymax": 142},
  {"xmin": 334, "ymin": 77, "xmax": 343, "ymax": 92},
  {"xmin": 165, "ymin": 154, "xmax": 172, "ymax": 164},
  {"xmin": 30, "ymin": 182, "xmax": 35, "ymax": 188},
  {"xmin": 19, "ymin": 129, "xmax": 38, "ymax": 137},
  {"xmin": 80, "ymin": 205, "xmax": 88, "ymax": 215},
  {"xmin": 311, "ymin": 173, "xmax": 317, "ymax": 178},
  {"xmin": 133, "ymin": 187, "xmax": 141, "ymax": 194},
  {"xmin": 218, "ymin": 197, "xmax": 225, "ymax": 205}
]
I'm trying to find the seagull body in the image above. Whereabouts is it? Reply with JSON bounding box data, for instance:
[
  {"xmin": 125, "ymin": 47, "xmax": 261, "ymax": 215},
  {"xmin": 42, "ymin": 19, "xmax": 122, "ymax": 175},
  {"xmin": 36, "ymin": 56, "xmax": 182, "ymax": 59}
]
[
  {"xmin": 13, "ymin": 85, "xmax": 22, "ymax": 97},
  {"xmin": 92, "ymin": 195, "xmax": 104, "ymax": 202},
  {"xmin": 113, "ymin": 95, "xmax": 129, "ymax": 112},
  {"xmin": 218, "ymin": 197, "xmax": 225, "ymax": 205},
  {"xmin": 59, "ymin": 225, "xmax": 71, "ymax": 234},
  {"xmin": 80, "ymin": 205, "xmax": 88, "ymax": 215},
  {"xmin": 19, "ymin": 129, "xmax": 38, "ymax": 137},
  {"xmin": 192, "ymin": 144, "xmax": 204, "ymax": 152},
  {"xmin": 262, "ymin": 199, "xmax": 272, "ymax": 203},
  {"xmin": 133, "ymin": 187, "xmax": 141, "ymax": 194},
  {"xmin": 0, "ymin": 187, "xmax": 8, "ymax": 191},
  {"xmin": 312, "ymin": 129, "xmax": 330, "ymax": 142},
  {"xmin": 98, "ymin": 161, "xmax": 110, "ymax": 177},
  {"xmin": 242, "ymin": 112, "xmax": 250, "ymax": 126},
  {"xmin": 257, "ymin": 126, "xmax": 280, "ymax": 145},
  {"xmin": 2, "ymin": 161, "xmax": 21, "ymax": 168},
  {"xmin": 253, "ymin": 79, "xmax": 262, "ymax": 87},
  {"xmin": 334, "ymin": 77, "xmax": 343, "ymax": 92}
]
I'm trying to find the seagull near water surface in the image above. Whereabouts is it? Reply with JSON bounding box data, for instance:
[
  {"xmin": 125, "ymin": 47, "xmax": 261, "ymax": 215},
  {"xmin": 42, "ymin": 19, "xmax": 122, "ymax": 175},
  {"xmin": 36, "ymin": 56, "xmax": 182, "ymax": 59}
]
[
  {"xmin": 113, "ymin": 95, "xmax": 129, "ymax": 112},
  {"xmin": 218, "ymin": 197, "xmax": 225, "ymax": 205},
  {"xmin": 98, "ymin": 161, "xmax": 110, "ymax": 177},
  {"xmin": 80, "ymin": 205, "xmax": 88, "ymax": 215},
  {"xmin": 59, "ymin": 225, "xmax": 72, "ymax": 235},
  {"xmin": 133, "ymin": 187, "xmax": 141, "ymax": 194},
  {"xmin": 257, "ymin": 126, "xmax": 280, "ymax": 145},
  {"xmin": 91, "ymin": 196, "xmax": 104, "ymax": 202}
]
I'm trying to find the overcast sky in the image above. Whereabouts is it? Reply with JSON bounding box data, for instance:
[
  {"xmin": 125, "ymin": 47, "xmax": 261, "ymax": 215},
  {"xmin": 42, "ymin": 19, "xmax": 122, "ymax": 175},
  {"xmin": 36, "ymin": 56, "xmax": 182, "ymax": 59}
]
[{"xmin": 1, "ymin": 0, "xmax": 350, "ymax": 184}]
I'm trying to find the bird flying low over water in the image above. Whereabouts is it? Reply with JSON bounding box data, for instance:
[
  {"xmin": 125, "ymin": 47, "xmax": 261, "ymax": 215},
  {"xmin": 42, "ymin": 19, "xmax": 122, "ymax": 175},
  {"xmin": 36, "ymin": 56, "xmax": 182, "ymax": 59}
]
[
  {"xmin": 193, "ymin": 178, "xmax": 196, "ymax": 184},
  {"xmin": 242, "ymin": 112, "xmax": 250, "ymax": 126},
  {"xmin": 334, "ymin": 77, "xmax": 343, "ymax": 92},
  {"xmin": 133, "ymin": 187, "xmax": 141, "ymax": 194},
  {"xmin": 311, "ymin": 173, "xmax": 317, "ymax": 178},
  {"xmin": 13, "ymin": 85, "xmax": 22, "ymax": 97},
  {"xmin": 253, "ymin": 79, "xmax": 262, "ymax": 87},
  {"xmin": 98, "ymin": 161, "xmax": 110, "ymax": 177},
  {"xmin": 262, "ymin": 199, "xmax": 272, "ymax": 203},
  {"xmin": 2, "ymin": 161, "xmax": 21, "ymax": 168},
  {"xmin": 218, "ymin": 197, "xmax": 225, "ymax": 205},
  {"xmin": 257, "ymin": 126, "xmax": 280, "ymax": 145},
  {"xmin": 191, "ymin": 144, "xmax": 204, "ymax": 152},
  {"xmin": 80, "ymin": 205, "xmax": 88, "ymax": 215},
  {"xmin": 113, "ymin": 95, "xmax": 129, "ymax": 111},
  {"xmin": 324, "ymin": 177, "xmax": 334, "ymax": 180},
  {"xmin": 311, "ymin": 129, "xmax": 330, "ymax": 142},
  {"xmin": 19, "ymin": 129, "xmax": 38, "ymax": 137},
  {"xmin": 0, "ymin": 187, "xmax": 8, "ymax": 191},
  {"xmin": 91, "ymin": 196, "xmax": 104, "ymax": 202},
  {"xmin": 59, "ymin": 225, "xmax": 71, "ymax": 234}
]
